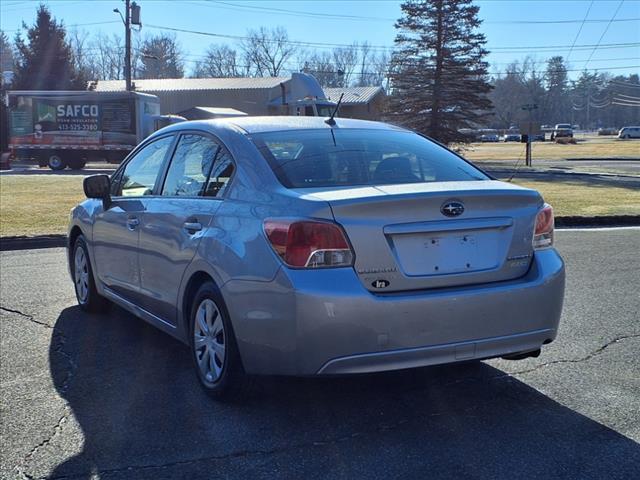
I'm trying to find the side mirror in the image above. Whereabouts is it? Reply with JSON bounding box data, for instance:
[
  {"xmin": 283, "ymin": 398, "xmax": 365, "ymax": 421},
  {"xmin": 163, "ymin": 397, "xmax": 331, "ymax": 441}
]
[
  {"xmin": 83, "ymin": 174, "xmax": 110, "ymax": 198},
  {"xmin": 83, "ymin": 174, "xmax": 111, "ymax": 209}
]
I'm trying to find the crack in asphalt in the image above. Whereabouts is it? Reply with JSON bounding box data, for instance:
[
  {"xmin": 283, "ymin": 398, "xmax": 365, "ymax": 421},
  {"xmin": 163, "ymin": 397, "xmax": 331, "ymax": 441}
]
[
  {"xmin": 1, "ymin": 306, "xmax": 78, "ymax": 480},
  {"xmin": 505, "ymin": 333, "xmax": 640, "ymax": 377},
  {"xmin": 0, "ymin": 306, "xmax": 53, "ymax": 329},
  {"xmin": 5, "ymin": 301, "xmax": 637, "ymax": 479}
]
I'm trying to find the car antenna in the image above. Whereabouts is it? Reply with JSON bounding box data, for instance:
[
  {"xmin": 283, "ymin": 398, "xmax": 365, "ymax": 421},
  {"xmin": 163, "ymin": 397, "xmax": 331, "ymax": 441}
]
[{"xmin": 324, "ymin": 93, "xmax": 344, "ymax": 126}]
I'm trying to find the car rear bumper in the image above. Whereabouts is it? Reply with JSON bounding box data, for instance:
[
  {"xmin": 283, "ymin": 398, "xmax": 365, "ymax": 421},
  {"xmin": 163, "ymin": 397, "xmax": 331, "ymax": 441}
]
[
  {"xmin": 317, "ymin": 328, "xmax": 551, "ymax": 374},
  {"xmin": 222, "ymin": 248, "xmax": 565, "ymax": 376}
]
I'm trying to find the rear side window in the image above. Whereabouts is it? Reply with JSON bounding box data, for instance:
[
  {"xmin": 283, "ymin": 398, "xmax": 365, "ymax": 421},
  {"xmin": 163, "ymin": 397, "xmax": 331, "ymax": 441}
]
[
  {"xmin": 251, "ymin": 129, "xmax": 488, "ymax": 188},
  {"xmin": 204, "ymin": 148, "xmax": 234, "ymax": 197},
  {"xmin": 162, "ymin": 134, "xmax": 220, "ymax": 197}
]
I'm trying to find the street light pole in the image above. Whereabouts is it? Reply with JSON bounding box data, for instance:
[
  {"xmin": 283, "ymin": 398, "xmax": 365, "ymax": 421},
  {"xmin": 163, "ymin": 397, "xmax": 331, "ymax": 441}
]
[{"xmin": 125, "ymin": 0, "xmax": 132, "ymax": 91}]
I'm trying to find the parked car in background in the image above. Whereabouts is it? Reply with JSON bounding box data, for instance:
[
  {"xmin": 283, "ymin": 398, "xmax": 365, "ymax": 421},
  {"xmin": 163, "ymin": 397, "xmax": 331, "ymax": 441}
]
[
  {"xmin": 597, "ymin": 127, "xmax": 618, "ymax": 136},
  {"xmin": 618, "ymin": 126, "xmax": 640, "ymax": 139},
  {"xmin": 480, "ymin": 133, "xmax": 499, "ymax": 142},
  {"xmin": 503, "ymin": 133, "xmax": 521, "ymax": 142},
  {"xmin": 69, "ymin": 116, "xmax": 565, "ymax": 398},
  {"xmin": 550, "ymin": 123, "xmax": 573, "ymax": 140}
]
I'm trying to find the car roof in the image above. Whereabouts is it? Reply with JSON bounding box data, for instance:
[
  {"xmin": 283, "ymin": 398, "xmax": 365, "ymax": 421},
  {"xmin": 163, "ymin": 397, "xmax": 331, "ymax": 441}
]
[{"xmin": 158, "ymin": 116, "xmax": 409, "ymax": 136}]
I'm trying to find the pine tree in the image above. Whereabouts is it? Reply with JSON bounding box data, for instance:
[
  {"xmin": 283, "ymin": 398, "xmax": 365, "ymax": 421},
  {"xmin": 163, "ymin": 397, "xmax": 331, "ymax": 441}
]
[
  {"xmin": 387, "ymin": 0, "xmax": 492, "ymax": 144},
  {"xmin": 13, "ymin": 4, "xmax": 85, "ymax": 90},
  {"xmin": 0, "ymin": 30, "xmax": 14, "ymax": 77},
  {"xmin": 544, "ymin": 56, "xmax": 569, "ymax": 124}
]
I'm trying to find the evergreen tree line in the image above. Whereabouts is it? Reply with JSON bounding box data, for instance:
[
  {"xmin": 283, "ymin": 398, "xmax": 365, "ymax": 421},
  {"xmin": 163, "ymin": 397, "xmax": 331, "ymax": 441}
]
[
  {"xmin": 489, "ymin": 57, "xmax": 640, "ymax": 131},
  {"xmin": 1, "ymin": 2, "xmax": 638, "ymax": 144}
]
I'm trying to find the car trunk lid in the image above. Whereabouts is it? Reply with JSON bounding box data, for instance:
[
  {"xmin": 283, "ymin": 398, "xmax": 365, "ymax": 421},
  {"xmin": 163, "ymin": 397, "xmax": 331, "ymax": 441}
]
[{"xmin": 297, "ymin": 180, "xmax": 542, "ymax": 292}]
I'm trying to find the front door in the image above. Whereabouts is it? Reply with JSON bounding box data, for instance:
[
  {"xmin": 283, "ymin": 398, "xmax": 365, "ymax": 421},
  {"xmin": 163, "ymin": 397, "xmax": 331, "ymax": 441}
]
[
  {"xmin": 137, "ymin": 133, "xmax": 236, "ymax": 324},
  {"xmin": 92, "ymin": 135, "xmax": 175, "ymax": 302}
]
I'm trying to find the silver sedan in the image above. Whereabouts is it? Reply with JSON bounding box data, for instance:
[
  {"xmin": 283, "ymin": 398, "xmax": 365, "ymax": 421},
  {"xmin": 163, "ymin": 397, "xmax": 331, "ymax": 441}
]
[{"xmin": 68, "ymin": 116, "xmax": 565, "ymax": 398}]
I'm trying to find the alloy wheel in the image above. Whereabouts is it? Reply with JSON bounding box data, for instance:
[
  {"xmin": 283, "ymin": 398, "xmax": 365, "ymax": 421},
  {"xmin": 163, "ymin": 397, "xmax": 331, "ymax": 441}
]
[
  {"xmin": 193, "ymin": 298, "xmax": 226, "ymax": 383},
  {"xmin": 74, "ymin": 247, "xmax": 89, "ymax": 303}
]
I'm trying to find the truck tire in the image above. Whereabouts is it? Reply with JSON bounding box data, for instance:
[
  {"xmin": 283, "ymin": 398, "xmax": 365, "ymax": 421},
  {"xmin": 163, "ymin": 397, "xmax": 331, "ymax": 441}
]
[
  {"xmin": 106, "ymin": 151, "xmax": 127, "ymax": 164},
  {"xmin": 67, "ymin": 158, "xmax": 87, "ymax": 170},
  {"xmin": 47, "ymin": 153, "xmax": 66, "ymax": 171}
]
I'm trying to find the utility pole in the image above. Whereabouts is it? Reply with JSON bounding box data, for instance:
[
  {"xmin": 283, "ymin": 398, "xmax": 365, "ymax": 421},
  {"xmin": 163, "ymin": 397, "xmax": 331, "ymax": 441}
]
[
  {"xmin": 125, "ymin": 0, "xmax": 131, "ymax": 91},
  {"xmin": 114, "ymin": 1, "xmax": 141, "ymax": 91}
]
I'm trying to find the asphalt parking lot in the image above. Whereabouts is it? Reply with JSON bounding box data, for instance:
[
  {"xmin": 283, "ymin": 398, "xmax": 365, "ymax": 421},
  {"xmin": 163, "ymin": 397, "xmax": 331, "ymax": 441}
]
[{"xmin": 1, "ymin": 229, "xmax": 639, "ymax": 479}]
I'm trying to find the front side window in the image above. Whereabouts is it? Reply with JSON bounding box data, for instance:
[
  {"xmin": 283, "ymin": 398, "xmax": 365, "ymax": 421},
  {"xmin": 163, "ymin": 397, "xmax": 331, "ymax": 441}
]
[
  {"xmin": 161, "ymin": 134, "xmax": 220, "ymax": 197},
  {"xmin": 251, "ymin": 129, "xmax": 488, "ymax": 188},
  {"xmin": 118, "ymin": 136, "xmax": 174, "ymax": 196}
]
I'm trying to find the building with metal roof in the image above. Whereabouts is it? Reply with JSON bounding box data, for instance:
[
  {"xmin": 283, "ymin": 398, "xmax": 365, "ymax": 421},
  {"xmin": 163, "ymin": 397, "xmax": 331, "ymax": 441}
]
[
  {"xmin": 89, "ymin": 74, "xmax": 331, "ymax": 116},
  {"xmin": 324, "ymin": 86, "xmax": 386, "ymax": 120},
  {"xmin": 177, "ymin": 106, "xmax": 248, "ymax": 121}
]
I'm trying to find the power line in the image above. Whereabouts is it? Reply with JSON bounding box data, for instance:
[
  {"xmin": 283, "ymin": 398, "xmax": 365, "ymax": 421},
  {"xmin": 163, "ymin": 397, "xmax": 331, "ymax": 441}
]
[
  {"xmin": 566, "ymin": 0, "xmax": 593, "ymax": 61},
  {"xmin": 584, "ymin": 0, "xmax": 625, "ymax": 69},
  {"xmin": 145, "ymin": 23, "xmax": 640, "ymax": 55},
  {"xmin": 609, "ymin": 80, "xmax": 640, "ymax": 88},
  {"xmin": 191, "ymin": 0, "xmax": 640, "ymax": 25},
  {"xmin": 1, "ymin": 20, "xmax": 120, "ymax": 33}
]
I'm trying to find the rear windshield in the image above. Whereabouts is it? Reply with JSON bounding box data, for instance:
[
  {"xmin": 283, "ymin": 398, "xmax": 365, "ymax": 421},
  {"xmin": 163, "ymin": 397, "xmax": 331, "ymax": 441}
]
[{"xmin": 251, "ymin": 128, "xmax": 489, "ymax": 188}]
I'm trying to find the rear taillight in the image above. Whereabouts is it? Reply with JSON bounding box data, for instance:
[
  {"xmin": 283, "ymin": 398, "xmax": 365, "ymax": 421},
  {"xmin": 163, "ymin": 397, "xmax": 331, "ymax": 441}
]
[
  {"xmin": 533, "ymin": 203, "xmax": 554, "ymax": 249},
  {"xmin": 264, "ymin": 219, "xmax": 354, "ymax": 268}
]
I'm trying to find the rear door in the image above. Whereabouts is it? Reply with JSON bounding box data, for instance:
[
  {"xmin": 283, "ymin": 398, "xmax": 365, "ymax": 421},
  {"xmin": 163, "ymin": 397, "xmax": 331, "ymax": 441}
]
[
  {"xmin": 137, "ymin": 132, "xmax": 235, "ymax": 324},
  {"xmin": 92, "ymin": 135, "xmax": 175, "ymax": 301}
]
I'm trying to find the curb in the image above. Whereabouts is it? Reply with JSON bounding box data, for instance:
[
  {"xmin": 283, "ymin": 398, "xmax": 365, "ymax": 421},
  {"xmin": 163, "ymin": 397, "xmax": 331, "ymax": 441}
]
[
  {"xmin": 485, "ymin": 169, "xmax": 640, "ymax": 179},
  {"xmin": 555, "ymin": 215, "xmax": 640, "ymax": 227},
  {"xmin": 1, "ymin": 216, "xmax": 639, "ymax": 252},
  {"xmin": 0, "ymin": 235, "xmax": 67, "ymax": 251}
]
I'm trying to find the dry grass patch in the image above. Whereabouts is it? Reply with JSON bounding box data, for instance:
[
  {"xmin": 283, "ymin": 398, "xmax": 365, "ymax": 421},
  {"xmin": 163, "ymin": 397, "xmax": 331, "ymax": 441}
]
[
  {"xmin": 511, "ymin": 178, "xmax": 640, "ymax": 217},
  {"xmin": 463, "ymin": 136, "xmax": 639, "ymax": 161},
  {"xmin": 0, "ymin": 175, "xmax": 638, "ymax": 238},
  {"xmin": 0, "ymin": 175, "xmax": 85, "ymax": 237}
]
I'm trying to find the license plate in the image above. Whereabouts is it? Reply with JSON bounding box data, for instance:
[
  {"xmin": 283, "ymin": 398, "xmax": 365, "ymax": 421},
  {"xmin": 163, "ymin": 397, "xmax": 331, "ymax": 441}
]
[{"xmin": 391, "ymin": 230, "xmax": 500, "ymax": 276}]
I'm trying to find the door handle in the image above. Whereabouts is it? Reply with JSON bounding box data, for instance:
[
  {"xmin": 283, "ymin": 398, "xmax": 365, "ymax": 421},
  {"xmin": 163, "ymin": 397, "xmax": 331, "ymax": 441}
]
[
  {"xmin": 183, "ymin": 221, "xmax": 203, "ymax": 234},
  {"xmin": 126, "ymin": 217, "xmax": 140, "ymax": 230}
]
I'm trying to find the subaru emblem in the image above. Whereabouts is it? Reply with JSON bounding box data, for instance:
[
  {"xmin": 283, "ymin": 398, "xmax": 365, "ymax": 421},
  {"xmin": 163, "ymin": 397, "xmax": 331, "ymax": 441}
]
[{"xmin": 441, "ymin": 201, "xmax": 464, "ymax": 217}]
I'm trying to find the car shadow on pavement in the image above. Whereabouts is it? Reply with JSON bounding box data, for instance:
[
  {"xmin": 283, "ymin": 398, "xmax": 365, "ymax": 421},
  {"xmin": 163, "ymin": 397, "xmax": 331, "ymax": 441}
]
[{"xmin": 47, "ymin": 305, "xmax": 640, "ymax": 480}]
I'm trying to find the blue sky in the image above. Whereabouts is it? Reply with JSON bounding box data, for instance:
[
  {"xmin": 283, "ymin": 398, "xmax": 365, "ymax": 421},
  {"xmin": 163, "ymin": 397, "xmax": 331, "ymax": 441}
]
[{"xmin": 1, "ymin": 0, "xmax": 639, "ymax": 79}]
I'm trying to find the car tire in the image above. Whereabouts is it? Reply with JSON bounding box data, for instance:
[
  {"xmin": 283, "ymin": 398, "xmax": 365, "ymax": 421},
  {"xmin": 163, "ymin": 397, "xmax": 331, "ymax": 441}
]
[
  {"xmin": 72, "ymin": 235, "xmax": 110, "ymax": 313},
  {"xmin": 189, "ymin": 281, "xmax": 248, "ymax": 400},
  {"xmin": 48, "ymin": 153, "xmax": 66, "ymax": 171}
]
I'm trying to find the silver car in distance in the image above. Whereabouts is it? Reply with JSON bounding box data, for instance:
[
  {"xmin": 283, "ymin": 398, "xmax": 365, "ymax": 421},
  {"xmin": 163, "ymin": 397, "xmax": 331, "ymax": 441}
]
[{"xmin": 68, "ymin": 117, "xmax": 565, "ymax": 398}]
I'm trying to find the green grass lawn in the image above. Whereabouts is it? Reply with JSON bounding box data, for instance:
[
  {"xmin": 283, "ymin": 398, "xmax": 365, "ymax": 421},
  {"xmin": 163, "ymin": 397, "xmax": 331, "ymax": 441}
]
[{"xmin": 0, "ymin": 174, "xmax": 638, "ymax": 238}]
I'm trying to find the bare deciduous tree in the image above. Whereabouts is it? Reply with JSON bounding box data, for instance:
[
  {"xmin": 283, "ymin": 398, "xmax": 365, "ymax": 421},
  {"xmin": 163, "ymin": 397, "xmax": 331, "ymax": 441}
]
[
  {"xmin": 332, "ymin": 43, "xmax": 358, "ymax": 87},
  {"xmin": 300, "ymin": 50, "xmax": 341, "ymax": 87},
  {"xmin": 139, "ymin": 33, "xmax": 184, "ymax": 79},
  {"xmin": 242, "ymin": 27, "xmax": 296, "ymax": 77},
  {"xmin": 192, "ymin": 44, "xmax": 242, "ymax": 78},
  {"xmin": 89, "ymin": 33, "xmax": 125, "ymax": 80}
]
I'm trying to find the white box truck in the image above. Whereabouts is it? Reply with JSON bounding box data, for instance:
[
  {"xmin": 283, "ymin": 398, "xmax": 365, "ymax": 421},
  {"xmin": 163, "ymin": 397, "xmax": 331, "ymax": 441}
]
[{"xmin": 7, "ymin": 90, "xmax": 161, "ymax": 170}]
